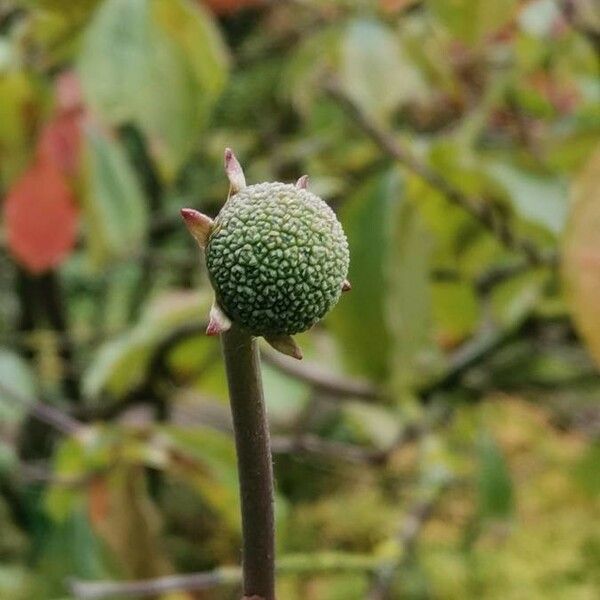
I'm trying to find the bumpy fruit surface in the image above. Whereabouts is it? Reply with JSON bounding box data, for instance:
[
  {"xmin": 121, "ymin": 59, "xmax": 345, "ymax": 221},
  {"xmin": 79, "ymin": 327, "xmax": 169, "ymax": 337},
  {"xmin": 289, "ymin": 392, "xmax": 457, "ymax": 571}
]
[{"xmin": 206, "ymin": 182, "xmax": 349, "ymax": 336}]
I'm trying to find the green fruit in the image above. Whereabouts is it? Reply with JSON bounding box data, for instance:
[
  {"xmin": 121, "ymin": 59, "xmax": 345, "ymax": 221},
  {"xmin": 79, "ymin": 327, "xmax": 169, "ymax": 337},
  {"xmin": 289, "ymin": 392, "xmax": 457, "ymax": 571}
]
[{"xmin": 206, "ymin": 182, "xmax": 349, "ymax": 336}]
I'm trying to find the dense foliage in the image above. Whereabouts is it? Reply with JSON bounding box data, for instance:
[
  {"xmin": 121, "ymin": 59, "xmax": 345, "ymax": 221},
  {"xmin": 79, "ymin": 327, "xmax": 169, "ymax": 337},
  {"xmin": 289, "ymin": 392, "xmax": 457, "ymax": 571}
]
[{"xmin": 0, "ymin": 1, "xmax": 598, "ymax": 598}]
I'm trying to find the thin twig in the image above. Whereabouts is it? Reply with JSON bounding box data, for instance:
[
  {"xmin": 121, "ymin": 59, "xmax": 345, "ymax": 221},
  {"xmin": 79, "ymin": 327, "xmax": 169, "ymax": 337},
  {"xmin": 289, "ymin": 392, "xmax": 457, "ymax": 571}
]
[
  {"xmin": 0, "ymin": 381, "xmax": 82, "ymax": 436},
  {"xmin": 69, "ymin": 567, "xmax": 241, "ymax": 600},
  {"xmin": 325, "ymin": 80, "xmax": 555, "ymax": 267},
  {"xmin": 69, "ymin": 552, "xmax": 383, "ymax": 600},
  {"xmin": 419, "ymin": 316, "xmax": 533, "ymax": 401},
  {"xmin": 17, "ymin": 461, "xmax": 100, "ymax": 487},
  {"xmin": 261, "ymin": 345, "xmax": 380, "ymax": 400},
  {"xmin": 271, "ymin": 434, "xmax": 383, "ymax": 464}
]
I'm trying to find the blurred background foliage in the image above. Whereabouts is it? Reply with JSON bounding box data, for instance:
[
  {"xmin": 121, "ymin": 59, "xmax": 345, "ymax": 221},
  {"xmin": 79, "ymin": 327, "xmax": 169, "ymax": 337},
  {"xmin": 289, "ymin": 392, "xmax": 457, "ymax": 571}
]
[{"xmin": 0, "ymin": 0, "xmax": 599, "ymax": 598}]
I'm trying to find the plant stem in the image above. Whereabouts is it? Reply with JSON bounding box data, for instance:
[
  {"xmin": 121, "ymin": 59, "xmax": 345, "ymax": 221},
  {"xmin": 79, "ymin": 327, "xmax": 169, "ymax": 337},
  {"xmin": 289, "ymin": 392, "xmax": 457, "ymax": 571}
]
[{"xmin": 221, "ymin": 325, "xmax": 276, "ymax": 600}]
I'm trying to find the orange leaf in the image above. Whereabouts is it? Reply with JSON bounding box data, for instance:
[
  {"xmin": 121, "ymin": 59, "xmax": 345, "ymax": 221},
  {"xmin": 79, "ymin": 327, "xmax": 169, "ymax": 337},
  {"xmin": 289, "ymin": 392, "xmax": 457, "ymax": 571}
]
[
  {"xmin": 88, "ymin": 474, "xmax": 110, "ymax": 528},
  {"xmin": 4, "ymin": 159, "xmax": 78, "ymax": 274}
]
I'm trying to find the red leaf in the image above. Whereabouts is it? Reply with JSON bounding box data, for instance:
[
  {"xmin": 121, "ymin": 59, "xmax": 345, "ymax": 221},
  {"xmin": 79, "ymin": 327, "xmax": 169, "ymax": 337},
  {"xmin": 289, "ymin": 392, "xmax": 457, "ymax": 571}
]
[
  {"xmin": 55, "ymin": 70, "xmax": 84, "ymax": 114},
  {"xmin": 4, "ymin": 159, "xmax": 78, "ymax": 274},
  {"xmin": 201, "ymin": 0, "xmax": 264, "ymax": 15},
  {"xmin": 37, "ymin": 112, "xmax": 82, "ymax": 177},
  {"xmin": 37, "ymin": 71, "xmax": 85, "ymax": 177}
]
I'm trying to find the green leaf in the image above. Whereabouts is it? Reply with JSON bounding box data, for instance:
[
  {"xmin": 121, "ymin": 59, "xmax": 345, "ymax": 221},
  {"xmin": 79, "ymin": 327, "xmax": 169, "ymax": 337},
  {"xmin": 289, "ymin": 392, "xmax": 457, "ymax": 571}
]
[
  {"xmin": 33, "ymin": 510, "xmax": 114, "ymax": 598},
  {"xmin": 490, "ymin": 269, "xmax": 545, "ymax": 328},
  {"xmin": 341, "ymin": 402, "xmax": 402, "ymax": 450},
  {"xmin": 340, "ymin": 19, "xmax": 426, "ymax": 122},
  {"xmin": 330, "ymin": 168, "xmax": 437, "ymax": 389},
  {"xmin": 82, "ymin": 125, "xmax": 148, "ymax": 268},
  {"xmin": 78, "ymin": 0, "xmax": 228, "ymax": 178},
  {"xmin": 262, "ymin": 364, "xmax": 311, "ymax": 427},
  {"xmin": 477, "ymin": 431, "xmax": 514, "ymax": 520},
  {"xmin": 429, "ymin": 0, "xmax": 519, "ymax": 46},
  {"xmin": 83, "ymin": 290, "xmax": 211, "ymax": 399},
  {"xmin": 0, "ymin": 348, "xmax": 36, "ymax": 425},
  {"xmin": 329, "ymin": 170, "xmax": 398, "ymax": 380},
  {"xmin": 386, "ymin": 189, "xmax": 438, "ymax": 393},
  {"xmin": 0, "ymin": 565, "xmax": 31, "ymax": 600},
  {"xmin": 284, "ymin": 27, "xmax": 342, "ymax": 115},
  {"xmin": 152, "ymin": 0, "xmax": 228, "ymax": 98},
  {"xmin": 486, "ymin": 162, "xmax": 568, "ymax": 236}
]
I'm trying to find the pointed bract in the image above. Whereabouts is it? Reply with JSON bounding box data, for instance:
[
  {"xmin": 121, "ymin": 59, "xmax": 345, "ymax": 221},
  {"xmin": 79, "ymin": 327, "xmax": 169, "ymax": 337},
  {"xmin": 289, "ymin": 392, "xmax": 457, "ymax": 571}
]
[
  {"xmin": 296, "ymin": 175, "xmax": 309, "ymax": 189},
  {"xmin": 342, "ymin": 279, "xmax": 352, "ymax": 292},
  {"xmin": 206, "ymin": 301, "xmax": 232, "ymax": 336},
  {"xmin": 265, "ymin": 334, "xmax": 303, "ymax": 360},
  {"xmin": 224, "ymin": 147, "xmax": 246, "ymax": 193},
  {"xmin": 181, "ymin": 208, "xmax": 213, "ymax": 248}
]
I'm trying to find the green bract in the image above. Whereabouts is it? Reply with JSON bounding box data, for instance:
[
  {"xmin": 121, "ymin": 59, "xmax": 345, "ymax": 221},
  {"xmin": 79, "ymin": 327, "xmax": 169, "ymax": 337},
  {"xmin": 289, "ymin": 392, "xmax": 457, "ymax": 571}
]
[{"xmin": 206, "ymin": 182, "xmax": 349, "ymax": 336}]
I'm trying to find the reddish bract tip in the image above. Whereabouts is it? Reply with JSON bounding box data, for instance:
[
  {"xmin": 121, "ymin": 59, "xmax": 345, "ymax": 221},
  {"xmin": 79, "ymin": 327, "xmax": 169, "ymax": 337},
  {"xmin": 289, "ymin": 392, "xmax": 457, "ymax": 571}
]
[
  {"xmin": 223, "ymin": 147, "xmax": 246, "ymax": 192},
  {"xmin": 180, "ymin": 208, "xmax": 213, "ymax": 247},
  {"xmin": 342, "ymin": 279, "xmax": 352, "ymax": 292},
  {"xmin": 206, "ymin": 301, "xmax": 232, "ymax": 336},
  {"xmin": 206, "ymin": 319, "xmax": 222, "ymax": 336},
  {"xmin": 180, "ymin": 207, "xmax": 200, "ymax": 222}
]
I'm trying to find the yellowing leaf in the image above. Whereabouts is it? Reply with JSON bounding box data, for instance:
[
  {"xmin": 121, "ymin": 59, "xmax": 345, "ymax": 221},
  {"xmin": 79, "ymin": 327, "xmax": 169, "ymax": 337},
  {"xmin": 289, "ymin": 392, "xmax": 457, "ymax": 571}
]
[
  {"xmin": 562, "ymin": 145, "xmax": 600, "ymax": 368},
  {"xmin": 429, "ymin": 0, "xmax": 519, "ymax": 46},
  {"xmin": 90, "ymin": 467, "xmax": 171, "ymax": 579},
  {"xmin": 0, "ymin": 72, "xmax": 41, "ymax": 185}
]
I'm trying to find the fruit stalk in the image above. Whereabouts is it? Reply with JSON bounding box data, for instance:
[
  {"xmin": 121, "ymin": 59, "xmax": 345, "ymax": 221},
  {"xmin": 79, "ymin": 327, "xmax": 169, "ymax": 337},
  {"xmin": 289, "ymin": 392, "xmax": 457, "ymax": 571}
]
[
  {"xmin": 181, "ymin": 147, "xmax": 350, "ymax": 599},
  {"xmin": 221, "ymin": 324, "xmax": 275, "ymax": 600}
]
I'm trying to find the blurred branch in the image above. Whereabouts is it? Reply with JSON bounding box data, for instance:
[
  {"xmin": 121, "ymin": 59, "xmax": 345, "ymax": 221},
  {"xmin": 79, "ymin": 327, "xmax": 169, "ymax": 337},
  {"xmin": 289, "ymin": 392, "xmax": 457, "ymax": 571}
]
[
  {"xmin": 420, "ymin": 319, "xmax": 527, "ymax": 401},
  {"xmin": 69, "ymin": 552, "xmax": 382, "ymax": 599},
  {"xmin": 70, "ymin": 566, "xmax": 240, "ymax": 600},
  {"xmin": 261, "ymin": 345, "xmax": 381, "ymax": 400},
  {"xmin": 474, "ymin": 258, "xmax": 539, "ymax": 295},
  {"xmin": 324, "ymin": 80, "xmax": 557, "ymax": 268},
  {"xmin": 80, "ymin": 322, "xmax": 382, "ymax": 423},
  {"xmin": 559, "ymin": 0, "xmax": 600, "ymax": 61},
  {"xmin": 272, "ymin": 405, "xmax": 449, "ymax": 465},
  {"xmin": 17, "ymin": 461, "xmax": 97, "ymax": 487},
  {"xmin": 0, "ymin": 381, "xmax": 82, "ymax": 436},
  {"xmin": 272, "ymin": 433, "xmax": 391, "ymax": 465}
]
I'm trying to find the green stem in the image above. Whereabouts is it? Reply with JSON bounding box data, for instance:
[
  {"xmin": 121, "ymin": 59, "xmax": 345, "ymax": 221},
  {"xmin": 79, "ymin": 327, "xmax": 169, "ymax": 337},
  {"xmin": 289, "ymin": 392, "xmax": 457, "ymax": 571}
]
[{"xmin": 221, "ymin": 325, "xmax": 275, "ymax": 600}]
